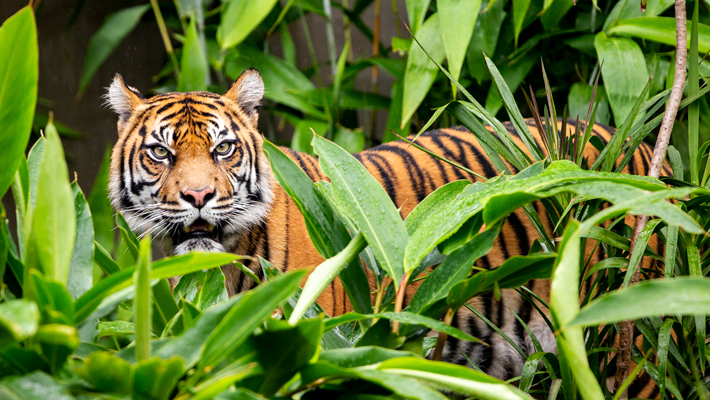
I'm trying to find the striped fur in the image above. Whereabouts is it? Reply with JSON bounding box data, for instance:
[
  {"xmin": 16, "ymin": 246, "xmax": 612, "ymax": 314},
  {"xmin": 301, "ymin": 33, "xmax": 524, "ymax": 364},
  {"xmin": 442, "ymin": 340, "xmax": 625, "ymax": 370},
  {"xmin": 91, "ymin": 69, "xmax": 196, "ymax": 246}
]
[{"xmin": 107, "ymin": 70, "xmax": 669, "ymax": 398}]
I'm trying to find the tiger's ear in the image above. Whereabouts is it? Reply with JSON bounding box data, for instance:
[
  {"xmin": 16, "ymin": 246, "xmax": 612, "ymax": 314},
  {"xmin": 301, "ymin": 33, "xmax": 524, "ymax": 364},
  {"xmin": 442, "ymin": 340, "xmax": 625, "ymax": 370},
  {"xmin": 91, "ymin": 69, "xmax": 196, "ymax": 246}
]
[
  {"xmin": 107, "ymin": 73, "xmax": 144, "ymax": 122},
  {"xmin": 225, "ymin": 68, "xmax": 264, "ymax": 125}
]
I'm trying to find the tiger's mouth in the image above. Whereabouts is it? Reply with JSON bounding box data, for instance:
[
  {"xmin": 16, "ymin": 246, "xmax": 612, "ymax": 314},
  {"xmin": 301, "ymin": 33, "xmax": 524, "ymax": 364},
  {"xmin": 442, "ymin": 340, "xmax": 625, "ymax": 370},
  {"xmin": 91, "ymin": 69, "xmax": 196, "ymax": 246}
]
[{"xmin": 172, "ymin": 218, "xmax": 222, "ymax": 246}]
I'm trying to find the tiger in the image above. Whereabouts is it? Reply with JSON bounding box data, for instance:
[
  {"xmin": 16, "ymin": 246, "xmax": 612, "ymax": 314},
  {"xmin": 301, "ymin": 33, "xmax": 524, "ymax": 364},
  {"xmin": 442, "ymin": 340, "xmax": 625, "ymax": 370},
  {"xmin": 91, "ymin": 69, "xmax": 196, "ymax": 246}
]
[{"xmin": 106, "ymin": 68, "xmax": 668, "ymax": 397}]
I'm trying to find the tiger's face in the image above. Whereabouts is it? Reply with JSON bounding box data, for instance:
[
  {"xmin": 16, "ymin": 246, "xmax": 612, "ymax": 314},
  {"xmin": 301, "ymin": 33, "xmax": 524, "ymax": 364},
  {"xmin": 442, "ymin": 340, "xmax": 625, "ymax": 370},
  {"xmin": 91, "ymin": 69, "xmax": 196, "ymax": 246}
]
[{"xmin": 106, "ymin": 69, "xmax": 273, "ymax": 255}]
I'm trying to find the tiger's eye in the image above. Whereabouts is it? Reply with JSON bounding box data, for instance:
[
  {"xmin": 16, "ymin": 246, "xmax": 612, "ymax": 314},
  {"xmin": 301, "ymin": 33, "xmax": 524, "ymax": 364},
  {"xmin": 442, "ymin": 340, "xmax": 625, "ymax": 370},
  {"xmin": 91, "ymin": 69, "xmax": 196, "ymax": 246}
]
[
  {"xmin": 151, "ymin": 146, "xmax": 169, "ymax": 158},
  {"xmin": 215, "ymin": 142, "xmax": 233, "ymax": 155}
]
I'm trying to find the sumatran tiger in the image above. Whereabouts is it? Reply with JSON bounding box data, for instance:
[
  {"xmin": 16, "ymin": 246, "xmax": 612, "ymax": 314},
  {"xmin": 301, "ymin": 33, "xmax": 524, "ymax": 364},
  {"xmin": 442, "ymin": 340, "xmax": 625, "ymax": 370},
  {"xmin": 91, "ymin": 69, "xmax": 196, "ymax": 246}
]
[{"xmin": 106, "ymin": 68, "xmax": 668, "ymax": 397}]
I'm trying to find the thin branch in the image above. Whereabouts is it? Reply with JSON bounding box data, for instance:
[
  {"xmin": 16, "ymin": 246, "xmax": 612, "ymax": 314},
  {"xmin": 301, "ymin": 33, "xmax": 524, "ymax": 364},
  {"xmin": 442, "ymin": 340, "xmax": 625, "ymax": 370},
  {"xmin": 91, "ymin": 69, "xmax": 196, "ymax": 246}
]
[{"xmin": 614, "ymin": 0, "xmax": 687, "ymax": 397}]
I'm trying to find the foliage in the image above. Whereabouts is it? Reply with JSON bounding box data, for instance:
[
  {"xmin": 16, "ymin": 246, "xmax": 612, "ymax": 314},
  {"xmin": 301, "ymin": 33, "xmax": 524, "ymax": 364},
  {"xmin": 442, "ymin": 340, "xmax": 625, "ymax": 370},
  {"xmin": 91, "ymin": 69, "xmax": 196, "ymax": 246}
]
[{"xmin": 3, "ymin": 1, "xmax": 710, "ymax": 399}]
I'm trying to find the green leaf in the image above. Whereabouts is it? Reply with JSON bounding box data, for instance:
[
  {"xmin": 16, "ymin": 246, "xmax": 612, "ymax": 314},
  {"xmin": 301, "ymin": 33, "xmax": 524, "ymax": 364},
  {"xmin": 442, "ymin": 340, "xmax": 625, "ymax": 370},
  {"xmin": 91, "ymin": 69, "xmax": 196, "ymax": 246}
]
[
  {"xmin": 567, "ymin": 83, "xmax": 610, "ymax": 125},
  {"xmin": 405, "ymin": 180, "xmax": 470, "ymax": 235},
  {"xmin": 173, "ymin": 269, "xmax": 228, "ymax": 311},
  {"xmin": 116, "ymin": 212, "xmax": 139, "ymax": 261},
  {"xmin": 448, "ymin": 253, "xmax": 556, "ymax": 310},
  {"xmin": 484, "ymin": 56, "xmax": 536, "ymax": 117},
  {"xmin": 549, "ymin": 220, "xmax": 604, "ymax": 400},
  {"xmin": 29, "ymin": 270, "xmax": 74, "ymax": 324},
  {"xmin": 622, "ymin": 218, "xmax": 662, "ymax": 288},
  {"xmin": 218, "ymin": 0, "xmax": 279, "ymax": 49},
  {"xmin": 263, "ymin": 140, "xmax": 370, "ymax": 314},
  {"xmin": 401, "ymin": 14, "xmax": 446, "ymax": 127},
  {"xmin": 26, "ymin": 121, "xmax": 76, "ymax": 284},
  {"xmin": 98, "ymin": 320, "xmax": 138, "ymax": 337},
  {"xmin": 513, "ymin": 0, "xmax": 531, "ymax": 47},
  {"xmin": 603, "ymin": 0, "xmax": 673, "ymax": 31},
  {"xmin": 78, "ymin": 4, "xmax": 149, "ymax": 94},
  {"xmin": 254, "ymin": 317, "xmax": 323, "ymax": 396},
  {"xmin": 594, "ymin": 32, "xmax": 649, "ymax": 125},
  {"xmin": 289, "ymin": 232, "xmax": 366, "ymax": 323},
  {"xmin": 540, "ymin": 0, "xmax": 574, "ymax": 30},
  {"xmin": 0, "ymin": 7, "xmax": 37, "ymax": 198},
  {"xmin": 88, "ymin": 146, "xmax": 115, "ymax": 255},
  {"xmin": 155, "ymin": 293, "xmax": 243, "ymax": 369},
  {"xmin": 313, "ymin": 134, "xmax": 409, "ymax": 284},
  {"xmin": 225, "ymin": 46, "xmax": 326, "ymax": 119},
  {"xmin": 320, "ymin": 346, "xmax": 418, "ymax": 368},
  {"xmin": 325, "ymin": 311, "xmax": 480, "ymax": 343},
  {"xmin": 134, "ymin": 237, "xmax": 152, "ymax": 362},
  {"xmin": 570, "ymin": 277, "xmax": 710, "ymax": 327},
  {"xmin": 199, "ymin": 269, "xmax": 306, "ymax": 369},
  {"xmin": 0, "ymin": 300, "xmax": 39, "ymax": 348},
  {"xmin": 153, "ymin": 278, "xmax": 181, "ymax": 335},
  {"xmin": 191, "ymin": 362, "xmax": 258, "ymax": 400},
  {"xmin": 178, "ymin": 19, "xmax": 209, "ymax": 92},
  {"xmin": 132, "ymin": 356, "xmax": 184, "ymax": 400},
  {"xmin": 406, "ymin": 0, "xmax": 432, "ymax": 34},
  {"xmin": 68, "ymin": 182, "xmax": 94, "ymax": 299},
  {"xmin": 437, "ymin": 0, "xmax": 480, "ymax": 85},
  {"xmin": 80, "ymin": 351, "xmax": 132, "ymax": 394},
  {"xmin": 333, "ymin": 127, "xmax": 365, "ymax": 153},
  {"xmin": 409, "ymin": 224, "xmax": 501, "ymax": 313},
  {"xmin": 0, "ymin": 371, "xmax": 73, "ymax": 400},
  {"xmin": 608, "ymin": 17, "xmax": 710, "ymax": 54},
  {"xmin": 291, "ymin": 120, "xmax": 327, "ymax": 154},
  {"xmin": 377, "ymin": 358, "xmax": 533, "ymax": 399}
]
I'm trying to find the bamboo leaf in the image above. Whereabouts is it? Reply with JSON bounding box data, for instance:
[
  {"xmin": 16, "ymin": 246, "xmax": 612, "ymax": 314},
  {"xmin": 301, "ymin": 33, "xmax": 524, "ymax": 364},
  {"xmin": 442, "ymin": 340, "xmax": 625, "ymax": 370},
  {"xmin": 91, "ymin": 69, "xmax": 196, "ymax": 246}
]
[{"xmin": 217, "ymin": 0, "xmax": 279, "ymax": 49}]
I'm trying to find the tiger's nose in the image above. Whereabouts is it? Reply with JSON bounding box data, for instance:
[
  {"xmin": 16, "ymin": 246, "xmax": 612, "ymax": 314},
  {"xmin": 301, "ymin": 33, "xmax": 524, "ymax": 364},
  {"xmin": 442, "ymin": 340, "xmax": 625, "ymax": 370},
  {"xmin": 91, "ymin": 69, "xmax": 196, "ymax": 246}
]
[{"xmin": 181, "ymin": 187, "xmax": 215, "ymax": 208}]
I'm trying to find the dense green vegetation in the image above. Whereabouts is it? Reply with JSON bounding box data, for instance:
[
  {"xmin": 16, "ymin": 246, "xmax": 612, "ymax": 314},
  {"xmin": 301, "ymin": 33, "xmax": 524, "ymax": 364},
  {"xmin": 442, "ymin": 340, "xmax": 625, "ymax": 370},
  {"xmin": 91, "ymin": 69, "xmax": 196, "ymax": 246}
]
[{"xmin": 2, "ymin": 1, "xmax": 710, "ymax": 399}]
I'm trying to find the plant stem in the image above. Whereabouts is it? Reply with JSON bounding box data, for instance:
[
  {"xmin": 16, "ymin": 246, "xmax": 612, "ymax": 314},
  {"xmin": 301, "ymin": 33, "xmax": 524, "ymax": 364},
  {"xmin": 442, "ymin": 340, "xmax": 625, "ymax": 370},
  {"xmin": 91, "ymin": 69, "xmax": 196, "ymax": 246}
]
[
  {"xmin": 391, "ymin": 270, "xmax": 411, "ymax": 334},
  {"xmin": 323, "ymin": 0, "xmax": 338, "ymax": 77},
  {"xmin": 616, "ymin": 0, "xmax": 687, "ymax": 397},
  {"xmin": 150, "ymin": 0, "xmax": 181, "ymax": 81},
  {"xmin": 432, "ymin": 308, "xmax": 455, "ymax": 361}
]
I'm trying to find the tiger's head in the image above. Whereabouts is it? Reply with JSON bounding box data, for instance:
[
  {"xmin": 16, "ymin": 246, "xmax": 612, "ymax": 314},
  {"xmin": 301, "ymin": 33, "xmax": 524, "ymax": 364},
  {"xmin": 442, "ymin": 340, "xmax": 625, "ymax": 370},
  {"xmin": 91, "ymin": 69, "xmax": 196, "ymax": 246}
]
[{"xmin": 106, "ymin": 69, "xmax": 273, "ymax": 255}]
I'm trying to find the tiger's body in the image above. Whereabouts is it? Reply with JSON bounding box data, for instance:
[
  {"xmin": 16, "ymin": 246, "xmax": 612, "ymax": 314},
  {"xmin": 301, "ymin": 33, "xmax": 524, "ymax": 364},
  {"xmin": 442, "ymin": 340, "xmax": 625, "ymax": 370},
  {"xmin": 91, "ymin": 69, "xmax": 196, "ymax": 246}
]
[{"xmin": 107, "ymin": 69, "xmax": 667, "ymax": 398}]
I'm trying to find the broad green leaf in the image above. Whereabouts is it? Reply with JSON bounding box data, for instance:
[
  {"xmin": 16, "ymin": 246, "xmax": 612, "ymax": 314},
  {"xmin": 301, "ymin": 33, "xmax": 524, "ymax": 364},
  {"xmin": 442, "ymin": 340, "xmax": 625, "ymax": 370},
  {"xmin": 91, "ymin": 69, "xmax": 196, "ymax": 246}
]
[
  {"xmin": 313, "ymin": 135, "xmax": 409, "ymax": 284},
  {"xmin": 0, "ymin": 300, "xmax": 39, "ymax": 348},
  {"xmin": 178, "ymin": 19, "xmax": 209, "ymax": 92},
  {"xmin": 406, "ymin": 0, "xmax": 432, "ymax": 34},
  {"xmin": 132, "ymin": 356, "xmax": 184, "ymax": 400},
  {"xmin": 34, "ymin": 324, "xmax": 80, "ymax": 372},
  {"xmin": 333, "ymin": 127, "xmax": 365, "ymax": 153},
  {"xmin": 173, "ymin": 269, "xmax": 228, "ymax": 311},
  {"xmin": 567, "ymin": 83, "xmax": 610, "ymax": 125},
  {"xmin": 401, "ymin": 14, "xmax": 446, "ymax": 127},
  {"xmin": 225, "ymin": 46, "xmax": 326, "ymax": 119},
  {"xmin": 80, "ymin": 351, "xmax": 131, "ymax": 394},
  {"xmin": 191, "ymin": 362, "xmax": 258, "ymax": 400},
  {"xmin": 513, "ymin": 0, "xmax": 531, "ymax": 47},
  {"xmin": 93, "ymin": 241, "xmax": 121, "ymax": 275},
  {"xmin": 88, "ymin": 146, "xmax": 115, "ymax": 255},
  {"xmin": 98, "ymin": 320, "xmax": 138, "ymax": 337},
  {"xmin": 155, "ymin": 293, "xmax": 244, "ymax": 369},
  {"xmin": 594, "ymin": 32, "xmax": 649, "ymax": 125},
  {"xmin": 264, "ymin": 140, "xmax": 370, "ymax": 314},
  {"xmin": 29, "ymin": 270, "xmax": 74, "ymax": 324},
  {"xmin": 437, "ymin": 0, "xmax": 480, "ymax": 85},
  {"xmin": 603, "ymin": 0, "xmax": 675, "ymax": 31},
  {"xmin": 549, "ymin": 220, "xmax": 604, "ymax": 400},
  {"xmin": 134, "ymin": 237, "xmax": 152, "ymax": 362},
  {"xmin": 27, "ymin": 121, "xmax": 76, "ymax": 284},
  {"xmin": 291, "ymin": 120, "xmax": 327, "ymax": 154},
  {"xmin": 0, "ymin": 371, "xmax": 73, "ymax": 400},
  {"xmin": 608, "ymin": 17, "xmax": 710, "ymax": 55},
  {"xmin": 0, "ymin": 7, "xmax": 37, "ymax": 198},
  {"xmin": 377, "ymin": 358, "xmax": 533, "ymax": 399},
  {"xmin": 68, "ymin": 182, "xmax": 94, "ymax": 299},
  {"xmin": 153, "ymin": 278, "xmax": 181, "ymax": 335},
  {"xmin": 289, "ymin": 232, "xmax": 366, "ymax": 323},
  {"xmin": 217, "ymin": 0, "xmax": 279, "ymax": 49},
  {"xmin": 254, "ymin": 318, "xmax": 323, "ymax": 396},
  {"xmin": 320, "ymin": 346, "xmax": 418, "ymax": 368},
  {"xmin": 116, "ymin": 212, "xmax": 139, "ymax": 260},
  {"xmin": 405, "ymin": 180, "xmax": 470, "ymax": 235},
  {"xmin": 570, "ymin": 277, "xmax": 710, "ymax": 327},
  {"xmin": 324, "ymin": 311, "xmax": 480, "ymax": 343},
  {"xmin": 622, "ymin": 218, "xmax": 662, "ymax": 288},
  {"xmin": 447, "ymin": 253, "xmax": 556, "ymax": 310},
  {"xmin": 408, "ymin": 224, "xmax": 501, "ymax": 313},
  {"xmin": 466, "ymin": 0, "xmax": 506, "ymax": 85},
  {"xmin": 78, "ymin": 5, "xmax": 149, "ymax": 94},
  {"xmin": 200, "ymin": 269, "xmax": 306, "ymax": 369}
]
